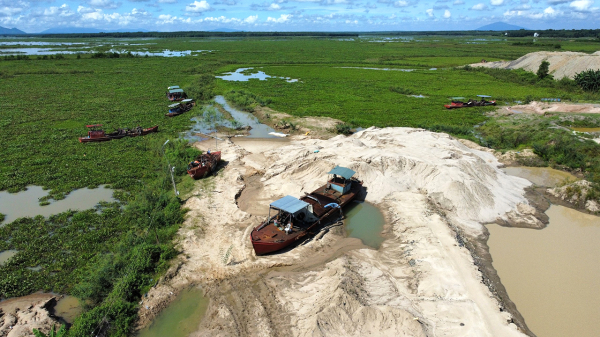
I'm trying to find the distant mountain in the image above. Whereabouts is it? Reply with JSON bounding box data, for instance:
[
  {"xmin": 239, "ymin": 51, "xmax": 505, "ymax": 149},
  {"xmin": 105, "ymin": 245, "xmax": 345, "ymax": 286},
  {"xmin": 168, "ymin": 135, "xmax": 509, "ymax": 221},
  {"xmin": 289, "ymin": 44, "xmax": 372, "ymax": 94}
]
[
  {"xmin": 0, "ymin": 26, "xmax": 26, "ymax": 35},
  {"xmin": 476, "ymin": 22, "xmax": 526, "ymax": 31},
  {"xmin": 39, "ymin": 27, "xmax": 150, "ymax": 34},
  {"xmin": 209, "ymin": 28, "xmax": 243, "ymax": 33}
]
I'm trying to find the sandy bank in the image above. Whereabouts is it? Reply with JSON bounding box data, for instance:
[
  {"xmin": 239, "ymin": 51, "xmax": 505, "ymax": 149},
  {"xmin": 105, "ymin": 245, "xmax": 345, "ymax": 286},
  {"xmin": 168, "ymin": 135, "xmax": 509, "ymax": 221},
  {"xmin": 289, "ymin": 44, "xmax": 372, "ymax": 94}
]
[
  {"xmin": 0, "ymin": 293, "xmax": 60, "ymax": 337},
  {"xmin": 471, "ymin": 50, "xmax": 600, "ymax": 79},
  {"xmin": 137, "ymin": 127, "xmax": 548, "ymax": 336},
  {"xmin": 494, "ymin": 101, "xmax": 600, "ymax": 115}
]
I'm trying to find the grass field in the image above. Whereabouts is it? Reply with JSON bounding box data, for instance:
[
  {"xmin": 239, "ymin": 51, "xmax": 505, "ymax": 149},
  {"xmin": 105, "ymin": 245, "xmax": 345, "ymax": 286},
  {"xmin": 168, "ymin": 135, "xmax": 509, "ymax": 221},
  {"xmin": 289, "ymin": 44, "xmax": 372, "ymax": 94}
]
[{"xmin": 1, "ymin": 34, "xmax": 599, "ymax": 336}]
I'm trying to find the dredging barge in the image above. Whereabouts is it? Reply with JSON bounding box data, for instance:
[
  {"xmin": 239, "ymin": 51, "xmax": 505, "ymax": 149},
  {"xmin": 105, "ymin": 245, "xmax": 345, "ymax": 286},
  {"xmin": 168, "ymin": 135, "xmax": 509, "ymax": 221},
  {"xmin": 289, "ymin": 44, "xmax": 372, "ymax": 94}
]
[{"xmin": 251, "ymin": 166, "xmax": 363, "ymax": 255}]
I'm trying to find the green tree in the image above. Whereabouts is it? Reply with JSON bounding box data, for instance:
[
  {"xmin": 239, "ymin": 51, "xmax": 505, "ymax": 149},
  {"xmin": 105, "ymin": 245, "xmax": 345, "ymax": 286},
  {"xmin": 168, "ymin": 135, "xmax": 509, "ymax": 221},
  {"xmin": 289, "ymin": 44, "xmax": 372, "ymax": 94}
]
[{"xmin": 537, "ymin": 60, "xmax": 550, "ymax": 79}]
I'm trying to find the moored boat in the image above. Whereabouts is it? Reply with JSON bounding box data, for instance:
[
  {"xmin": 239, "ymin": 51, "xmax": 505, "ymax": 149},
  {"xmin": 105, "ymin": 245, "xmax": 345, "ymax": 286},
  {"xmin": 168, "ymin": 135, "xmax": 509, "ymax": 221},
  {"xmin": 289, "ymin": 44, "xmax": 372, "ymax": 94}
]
[
  {"xmin": 250, "ymin": 166, "xmax": 363, "ymax": 255},
  {"xmin": 166, "ymin": 87, "xmax": 187, "ymax": 101},
  {"xmin": 187, "ymin": 150, "xmax": 222, "ymax": 179},
  {"xmin": 165, "ymin": 99, "xmax": 195, "ymax": 117},
  {"xmin": 78, "ymin": 125, "xmax": 158, "ymax": 143}
]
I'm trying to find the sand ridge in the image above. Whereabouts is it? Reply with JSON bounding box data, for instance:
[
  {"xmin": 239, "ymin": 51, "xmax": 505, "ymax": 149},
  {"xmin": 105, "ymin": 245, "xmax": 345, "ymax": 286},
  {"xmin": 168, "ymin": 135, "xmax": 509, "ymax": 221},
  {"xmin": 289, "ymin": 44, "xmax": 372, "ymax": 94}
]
[{"xmin": 137, "ymin": 127, "xmax": 542, "ymax": 336}]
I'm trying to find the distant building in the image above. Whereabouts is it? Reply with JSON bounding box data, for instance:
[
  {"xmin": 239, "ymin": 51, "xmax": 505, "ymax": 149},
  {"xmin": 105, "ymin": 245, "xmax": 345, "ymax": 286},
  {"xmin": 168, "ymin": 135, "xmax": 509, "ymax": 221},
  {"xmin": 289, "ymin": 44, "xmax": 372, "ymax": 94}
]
[{"xmin": 533, "ymin": 32, "xmax": 539, "ymax": 37}]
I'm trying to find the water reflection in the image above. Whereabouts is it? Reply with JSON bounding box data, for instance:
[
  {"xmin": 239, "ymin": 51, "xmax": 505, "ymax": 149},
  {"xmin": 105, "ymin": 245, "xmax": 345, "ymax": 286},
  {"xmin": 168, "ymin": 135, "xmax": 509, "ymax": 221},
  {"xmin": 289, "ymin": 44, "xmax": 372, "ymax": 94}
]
[
  {"xmin": 216, "ymin": 68, "xmax": 299, "ymax": 82},
  {"xmin": 0, "ymin": 185, "xmax": 115, "ymax": 225},
  {"xmin": 338, "ymin": 67, "xmax": 414, "ymax": 72}
]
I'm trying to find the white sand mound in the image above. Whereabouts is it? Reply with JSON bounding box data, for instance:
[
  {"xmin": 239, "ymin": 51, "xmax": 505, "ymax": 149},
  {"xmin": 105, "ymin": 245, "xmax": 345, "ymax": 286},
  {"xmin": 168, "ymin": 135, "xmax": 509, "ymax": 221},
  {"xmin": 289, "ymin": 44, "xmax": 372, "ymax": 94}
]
[
  {"xmin": 141, "ymin": 127, "xmax": 538, "ymax": 336},
  {"xmin": 472, "ymin": 51, "xmax": 600, "ymax": 79}
]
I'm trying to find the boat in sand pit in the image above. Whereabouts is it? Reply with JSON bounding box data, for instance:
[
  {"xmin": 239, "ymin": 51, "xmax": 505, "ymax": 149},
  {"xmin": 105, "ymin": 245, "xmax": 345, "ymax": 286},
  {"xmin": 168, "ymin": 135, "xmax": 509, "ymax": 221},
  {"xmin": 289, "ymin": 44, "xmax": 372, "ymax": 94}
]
[{"xmin": 251, "ymin": 166, "xmax": 363, "ymax": 255}]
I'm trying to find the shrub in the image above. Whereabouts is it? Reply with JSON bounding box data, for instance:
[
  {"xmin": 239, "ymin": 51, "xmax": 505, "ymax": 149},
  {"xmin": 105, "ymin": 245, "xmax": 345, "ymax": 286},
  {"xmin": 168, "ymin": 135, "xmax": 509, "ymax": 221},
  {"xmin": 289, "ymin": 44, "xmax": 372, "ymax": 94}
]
[
  {"xmin": 574, "ymin": 69, "xmax": 600, "ymax": 92},
  {"xmin": 335, "ymin": 123, "xmax": 352, "ymax": 135},
  {"xmin": 537, "ymin": 60, "xmax": 550, "ymax": 79}
]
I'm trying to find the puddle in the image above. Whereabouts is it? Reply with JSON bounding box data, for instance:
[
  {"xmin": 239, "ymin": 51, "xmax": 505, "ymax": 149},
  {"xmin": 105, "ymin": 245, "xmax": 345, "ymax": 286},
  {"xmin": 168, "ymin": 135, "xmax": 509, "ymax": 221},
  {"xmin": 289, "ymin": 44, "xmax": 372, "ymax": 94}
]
[
  {"xmin": 0, "ymin": 47, "xmax": 212, "ymax": 57},
  {"xmin": 410, "ymin": 94, "xmax": 427, "ymax": 98},
  {"xmin": 137, "ymin": 286, "xmax": 209, "ymax": 337},
  {"xmin": 344, "ymin": 201, "xmax": 385, "ymax": 249},
  {"xmin": 338, "ymin": 67, "xmax": 414, "ymax": 72},
  {"xmin": 53, "ymin": 295, "xmax": 83, "ymax": 324},
  {"xmin": 216, "ymin": 68, "xmax": 299, "ymax": 82},
  {"xmin": 0, "ymin": 250, "xmax": 18, "ymax": 265},
  {"xmin": 571, "ymin": 127, "xmax": 600, "ymax": 133},
  {"xmin": 501, "ymin": 166, "xmax": 577, "ymax": 187},
  {"xmin": 0, "ymin": 42, "xmax": 85, "ymax": 46},
  {"xmin": 487, "ymin": 205, "xmax": 600, "ymax": 337},
  {"xmin": 107, "ymin": 49, "xmax": 213, "ymax": 57},
  {"xmin": 214, "ymin": 96, "xmax": 278, "ymax": 138},
  {"xmin": 0, "ymin": 185, "xmax": 115, "ymax": 225}
]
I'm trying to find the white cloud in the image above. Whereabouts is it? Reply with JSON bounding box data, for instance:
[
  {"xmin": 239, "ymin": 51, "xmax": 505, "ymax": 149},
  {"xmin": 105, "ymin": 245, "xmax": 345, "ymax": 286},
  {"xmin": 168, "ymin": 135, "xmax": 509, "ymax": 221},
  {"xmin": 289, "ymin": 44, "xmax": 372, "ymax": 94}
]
[
  {"xmin": 394, "ymin": 1, "xmax": 410, "ymax": 7},
  {"xmin": 77, "ymin": 6, "xmax": 96, "ymax": 13},
  {"xmin": 244, "ymin": 14, "xmax": 258, "ymax": 23},
  {"xmin": 544, "ymin": 6, "xmax": 556, "ymax": 14},
  {"xmin": 85, "ymin": 0, "xmax": 120, "ymax": 9},
  {"xmin": 269, "ymin": 3, "xmax": 281, "ymax": 10},
  {"xmin": 444, "ymin": 9, "xmax": 451, "ymax": 17},
  {"xmin": 453, "ymin": 0, "xmax": 464, "ymax": 4},
  {"xmin": 267, "ymin": 13, "xmax": 291, "ymax": 22},
  {"xmin": 570, "ymin": 0, "xmax": 593, "ymax": 11},
  {"xmin": 471, "ymin": 2, "xmax": 487, "ymax": 9},
  {"xmin": 548, "ymin": 0, "xmax": 569, "ymax": 4},
  {"xmin": 186, "ymin": 0, "xmax": 210, "ymax": 13},
  {"xmin": 490, "ymin": 0, "xmax": 504, "ymax": 5},
  {"xmin": 158, "ymin": 0, "xmax": 176, "ymax": 3},
  {"xmin": 426, "ymin": 8, "xmax": 434, "ymax": 16}
]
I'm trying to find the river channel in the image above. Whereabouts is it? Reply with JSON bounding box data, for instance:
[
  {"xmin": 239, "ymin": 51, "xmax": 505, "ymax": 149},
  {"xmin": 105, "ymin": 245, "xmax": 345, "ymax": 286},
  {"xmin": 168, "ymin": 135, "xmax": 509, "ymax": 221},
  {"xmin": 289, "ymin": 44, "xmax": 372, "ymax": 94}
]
[{"xmin": 487, "ymin": 167, "xmax": 599, "ymax": 337}]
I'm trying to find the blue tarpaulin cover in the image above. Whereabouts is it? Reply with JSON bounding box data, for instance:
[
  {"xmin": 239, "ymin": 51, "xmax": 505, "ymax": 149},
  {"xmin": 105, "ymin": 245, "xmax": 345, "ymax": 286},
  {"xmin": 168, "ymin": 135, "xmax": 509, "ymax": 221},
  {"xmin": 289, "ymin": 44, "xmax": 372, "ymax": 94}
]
[
  {"xmin": 327, "ymin": 166, "xmax": 355, "ymax": 179},
  {"xmin": 270, "ymin": 195, "xmax": 310, "ymax": 214},
  {"xmin": 477, "ymin": 95, "xmax": 492, "ymax": 98}
]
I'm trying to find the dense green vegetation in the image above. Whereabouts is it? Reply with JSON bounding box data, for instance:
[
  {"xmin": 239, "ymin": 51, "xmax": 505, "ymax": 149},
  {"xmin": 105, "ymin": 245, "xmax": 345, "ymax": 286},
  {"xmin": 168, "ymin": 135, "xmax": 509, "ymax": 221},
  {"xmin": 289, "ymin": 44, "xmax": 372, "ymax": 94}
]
[
  {"xmin": 575, "ymin": 69, "xmax": 600, "ymax": 92},
  {"xmin": 1, "ymin": 34, "xmax": 600, "ymax": 336}
]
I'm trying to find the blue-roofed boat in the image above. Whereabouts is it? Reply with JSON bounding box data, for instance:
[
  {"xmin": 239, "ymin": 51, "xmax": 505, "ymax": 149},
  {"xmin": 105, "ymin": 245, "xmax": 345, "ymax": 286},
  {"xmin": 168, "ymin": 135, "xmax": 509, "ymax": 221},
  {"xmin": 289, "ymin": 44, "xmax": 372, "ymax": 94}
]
[{"xmin": 250, "ymin": 166, "xmax": 363, "ymax": 255}]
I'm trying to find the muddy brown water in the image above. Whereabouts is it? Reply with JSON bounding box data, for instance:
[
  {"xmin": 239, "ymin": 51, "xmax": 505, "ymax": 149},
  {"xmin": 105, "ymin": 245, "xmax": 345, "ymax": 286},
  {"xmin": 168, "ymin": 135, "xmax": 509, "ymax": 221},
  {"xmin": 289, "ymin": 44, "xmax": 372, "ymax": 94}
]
[
  {"xmin": 487, "ymin": 205, "xmax": 600, "ymax": 337},
  {"xmin": 137, "ymin": 287, "xmax": 208, "ymax": 337},
  {"xmin": 0, "ymin": 185, "xmax": 115, "ymax": 225},
  {"xmin": 501, "ymin": 167, "xmax": 577, "ymax": 187},
  {"xmin": 53, "ymin": 296, "xmax": 83, "ymax": 324},
  {"xmin": 571, "ymin": 127, "xmax": 600, "ymax": 133}
]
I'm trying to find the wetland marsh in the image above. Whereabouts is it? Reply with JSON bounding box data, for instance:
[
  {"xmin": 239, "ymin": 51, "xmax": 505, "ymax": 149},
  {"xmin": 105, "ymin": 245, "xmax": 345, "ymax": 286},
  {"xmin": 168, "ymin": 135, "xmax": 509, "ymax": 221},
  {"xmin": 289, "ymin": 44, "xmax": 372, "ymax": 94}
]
[{"xmin": 2, "ymin": 33, "xmax": 600, "ymax": 336}]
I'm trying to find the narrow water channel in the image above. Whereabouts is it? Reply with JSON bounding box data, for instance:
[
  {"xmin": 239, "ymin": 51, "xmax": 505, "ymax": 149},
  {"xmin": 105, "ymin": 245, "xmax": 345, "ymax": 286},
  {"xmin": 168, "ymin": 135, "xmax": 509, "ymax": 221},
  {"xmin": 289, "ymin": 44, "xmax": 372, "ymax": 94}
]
[
  {"xmin": 213, "ymin": 96, "xmax": 278, "ymax": 138},
  {"xmin": 137, "ymin": 287, "xmax": 209, "ymax": 337},
  {"xmin": 487, "ymin": 206, "xmax": 600, "ymax": 337},
  {"xmin": 344, "ymin": 201, "xmax": 385, "ymax": 249}
]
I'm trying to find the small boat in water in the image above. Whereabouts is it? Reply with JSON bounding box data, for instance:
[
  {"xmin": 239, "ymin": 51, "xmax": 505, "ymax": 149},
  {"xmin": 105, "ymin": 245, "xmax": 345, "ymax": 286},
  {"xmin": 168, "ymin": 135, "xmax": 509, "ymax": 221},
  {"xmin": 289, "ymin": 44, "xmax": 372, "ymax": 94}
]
[
  {"xmin": 166, "ymin": 99, "xmax": 195, "ymax": 117},
  {"xmin": 251, "ymin": 166, "xmax": 363, "ymax": 255},
  {"xmin": 78, "ymin": 124, "xmax": 158, "ymax": 143},
  {"xmin": 187, "ymin": 151, "xmax": 222, "ymax": 179}
]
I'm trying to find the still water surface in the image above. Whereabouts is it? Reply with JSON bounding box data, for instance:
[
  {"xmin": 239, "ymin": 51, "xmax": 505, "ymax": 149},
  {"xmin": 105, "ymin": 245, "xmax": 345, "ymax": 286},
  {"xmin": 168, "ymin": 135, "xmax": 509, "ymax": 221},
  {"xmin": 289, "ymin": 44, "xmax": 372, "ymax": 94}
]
[
  {"xmin": 0, "ymin": 185, "xmax": 115, "ymax": 225},
  {"xmin": 344, "ymin": 201, "xmax": 386, "ymax": 249},
  {"xmin": 0, "ymin": 250, "xmax": 18, "ymax": 265},
  {"xmin": 137, "ymin": 287, "xmax": 209, "ymax": 337},
  {"xmin": 53, "ymin": 296, "xmax": 84, "ymax": 324},
  {"xmin": 501, "ymin": 166, "xmax": 577, "ymax": 187},
  {"xmin": 487, "ymin": 205, "xmax": 600, "ymax": 337},
  {"xmin": 214, "ymin": 96, "xmax": 278, "ymax": 138}
]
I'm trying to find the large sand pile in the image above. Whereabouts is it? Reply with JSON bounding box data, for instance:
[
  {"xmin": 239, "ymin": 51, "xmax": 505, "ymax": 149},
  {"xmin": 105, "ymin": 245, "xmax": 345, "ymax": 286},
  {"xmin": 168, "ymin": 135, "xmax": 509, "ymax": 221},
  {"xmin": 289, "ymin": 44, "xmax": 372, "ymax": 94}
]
[
  {"xmin": 138, "ymin": 127, "xmax": 545, "ymax": 336},
  {"xmin": 472, "ymin": 51, "xmax": 600, "ymax": 79}
]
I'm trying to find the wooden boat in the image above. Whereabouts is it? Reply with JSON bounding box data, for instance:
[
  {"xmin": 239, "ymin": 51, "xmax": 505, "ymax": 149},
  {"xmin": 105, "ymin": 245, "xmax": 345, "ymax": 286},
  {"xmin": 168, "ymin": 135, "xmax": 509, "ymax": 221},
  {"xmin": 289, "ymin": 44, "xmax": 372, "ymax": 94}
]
[
  {"xmin": 165, "ymin": 99, "xmax": 195, "ymax": 117},
  {"xmin": 78, "ymin": 124, "xmax": 158, "ymax": 143},
  {"xmin": 166, "ymin": 87, "xmax": 187, "ymax": 101},
  {"xmin": 187, "ymin": 151, "xmax": 222, "ymax": 179},
  {"xmin": 250, "ymin": 166, "xmax": 363, "ymax": 255},
  {"xmin": 444, "ymin": 95, "xmax": 496, "ymax": 109}
]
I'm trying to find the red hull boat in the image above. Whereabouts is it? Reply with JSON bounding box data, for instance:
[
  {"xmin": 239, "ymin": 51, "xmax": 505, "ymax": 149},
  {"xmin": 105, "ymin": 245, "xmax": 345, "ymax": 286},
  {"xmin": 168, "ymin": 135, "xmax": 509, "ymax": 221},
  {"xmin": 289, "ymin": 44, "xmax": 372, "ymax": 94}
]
[
  {"xmin": 251, "ymin": 166, "xmax": 363, "ymax": 255},
  {"xmin": 78, "ymin": 125, "xmax": 158, "ymax": 143},
  {"xmin": 187, "ymin": 151, "xmax": 222, "ymax": 179}
]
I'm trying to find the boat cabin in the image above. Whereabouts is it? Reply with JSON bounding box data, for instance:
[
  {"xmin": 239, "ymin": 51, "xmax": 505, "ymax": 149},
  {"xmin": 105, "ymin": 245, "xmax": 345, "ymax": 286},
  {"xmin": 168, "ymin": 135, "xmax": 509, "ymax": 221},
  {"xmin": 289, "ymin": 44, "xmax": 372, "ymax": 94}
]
[
  {"xmin": 168, "ymin": 102, "xmax": 181, "ymax": 113},
  {"xmin": 267, "ymin": 195, "xmax": 319, "ymax": 231},
  {"xmin": 85, "ymin": 124, "xmax": 105, "ymax": 138},
  {"xmin": 326, "ymin": 166, "xmax": 356, "ymax": 195},
  {"xmin": 168, "ymin": 85, "xmax": 180, "ymax": 90},
  {"xmin": 167, "ymin": 88, "xmax": 187, "ymax": 100}
]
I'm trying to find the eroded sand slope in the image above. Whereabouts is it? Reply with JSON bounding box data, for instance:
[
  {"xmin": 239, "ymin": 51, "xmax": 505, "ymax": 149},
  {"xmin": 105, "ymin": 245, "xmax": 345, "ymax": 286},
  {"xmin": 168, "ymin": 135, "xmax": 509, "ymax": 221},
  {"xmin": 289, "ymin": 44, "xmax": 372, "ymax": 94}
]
[
  {"xmin": 139, "ymin": 127, "xmax": 543, "ymax": 337},
  {"xmin": 472, "ymin": 51, "xmax": 600, "ymax": 79}
]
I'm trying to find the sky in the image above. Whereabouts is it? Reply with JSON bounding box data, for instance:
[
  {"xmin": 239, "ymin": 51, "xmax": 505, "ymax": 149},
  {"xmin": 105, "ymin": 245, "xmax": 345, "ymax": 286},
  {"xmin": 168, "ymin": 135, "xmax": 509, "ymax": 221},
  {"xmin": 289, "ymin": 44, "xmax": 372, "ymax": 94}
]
[{"xmin": 1, "ymin": 0, "xmax": 599, "ymax": 33}]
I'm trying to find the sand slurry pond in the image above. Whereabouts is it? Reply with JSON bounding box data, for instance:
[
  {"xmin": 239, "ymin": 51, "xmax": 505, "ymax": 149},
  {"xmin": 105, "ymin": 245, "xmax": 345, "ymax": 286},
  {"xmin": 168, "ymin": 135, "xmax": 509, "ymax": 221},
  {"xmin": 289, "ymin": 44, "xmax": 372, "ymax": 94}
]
[
  {"xmin": 487, "ymin": 205, "xmax": 600, "ymax": 337},
  {"xmin": 137, "ymin": 127, "xmax": 549, "ymax": 336}
]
